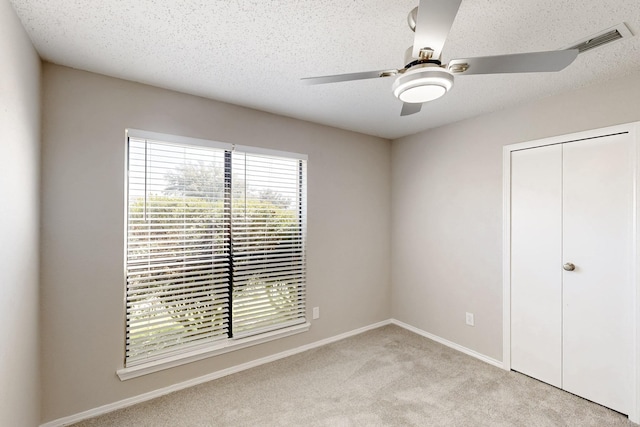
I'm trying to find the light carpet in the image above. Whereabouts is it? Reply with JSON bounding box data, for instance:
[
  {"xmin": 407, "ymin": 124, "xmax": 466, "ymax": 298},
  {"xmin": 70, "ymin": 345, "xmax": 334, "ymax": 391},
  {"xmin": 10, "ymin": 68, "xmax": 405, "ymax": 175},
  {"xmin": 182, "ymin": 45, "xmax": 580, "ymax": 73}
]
[{"xmin": 71, "ymin": 325, "xmax": 634, "ymax": 426}]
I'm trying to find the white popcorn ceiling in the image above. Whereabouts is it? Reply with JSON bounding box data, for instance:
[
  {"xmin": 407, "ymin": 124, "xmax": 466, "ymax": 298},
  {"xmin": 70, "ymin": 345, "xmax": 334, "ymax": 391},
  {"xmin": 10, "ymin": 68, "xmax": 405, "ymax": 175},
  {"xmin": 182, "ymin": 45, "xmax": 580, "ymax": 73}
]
[{"xmin": 8, "ymin": 0, "xmax": 640, "ymax": 139}]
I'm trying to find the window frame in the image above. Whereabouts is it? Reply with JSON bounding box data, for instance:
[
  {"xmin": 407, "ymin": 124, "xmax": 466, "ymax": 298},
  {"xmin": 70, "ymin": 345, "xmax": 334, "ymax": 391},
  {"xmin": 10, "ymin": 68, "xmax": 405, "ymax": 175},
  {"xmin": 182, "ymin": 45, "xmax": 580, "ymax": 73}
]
[{"xmin": 117, "ymin": 129, "xmax": 309, "ymax": 381}]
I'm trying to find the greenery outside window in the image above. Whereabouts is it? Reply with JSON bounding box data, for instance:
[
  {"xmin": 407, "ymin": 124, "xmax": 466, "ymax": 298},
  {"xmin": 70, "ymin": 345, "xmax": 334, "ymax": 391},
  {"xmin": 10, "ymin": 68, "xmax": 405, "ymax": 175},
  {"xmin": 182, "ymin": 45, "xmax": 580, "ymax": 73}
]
[{"xmin": 123, "ymin": 130, "xmax": 307, "ymax": 373}]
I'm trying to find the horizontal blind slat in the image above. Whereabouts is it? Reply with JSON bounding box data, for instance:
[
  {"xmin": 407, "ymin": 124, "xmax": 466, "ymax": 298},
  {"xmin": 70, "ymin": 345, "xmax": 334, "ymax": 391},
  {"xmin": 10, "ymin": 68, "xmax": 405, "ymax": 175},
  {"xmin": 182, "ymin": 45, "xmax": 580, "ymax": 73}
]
[
  {"xmin": 127, "ymin": 280, "xmax": 230, "ymax": 297},
  {"xmin": 127, "ymin": 312, "xmax": 229, "ymax": 333},
  {"xmin": 127, "ymin": 295, "xmax": 230, "ymax": 316},
  {"xmin": 127, "ymin": 328, "xmax": 228, "ymax": 360},
  {"xmin": 127, "ymin": 275, "xmax": 229, "ymax": 290}
]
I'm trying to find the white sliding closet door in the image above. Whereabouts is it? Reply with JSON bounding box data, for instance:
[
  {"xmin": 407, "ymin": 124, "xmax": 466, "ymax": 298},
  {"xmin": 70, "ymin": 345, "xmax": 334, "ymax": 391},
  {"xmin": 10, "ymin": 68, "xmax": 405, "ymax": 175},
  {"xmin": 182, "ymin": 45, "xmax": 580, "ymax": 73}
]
[
  {"xmin": 562, "ymin": 134, "xmax": 634, "ymax": 414},
  {"xmin": 511, "ymin": 144, "xmax": 563, "ymax": 388},
  {"xmin": 510, "ymin": 132, "xmax": 634, "ymax": 415}
]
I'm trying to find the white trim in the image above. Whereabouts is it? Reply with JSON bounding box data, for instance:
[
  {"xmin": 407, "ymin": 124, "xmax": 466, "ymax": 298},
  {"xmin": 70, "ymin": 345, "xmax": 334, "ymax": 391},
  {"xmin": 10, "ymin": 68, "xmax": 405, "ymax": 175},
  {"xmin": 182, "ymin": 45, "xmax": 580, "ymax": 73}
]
[
  {"xmin": 121, "ymin": 131, "xmax": 309, "ymax": 379},
  {"xmin": 126, "ymin": 129, "xmax": 307, "ymax": 160},
  {"xmin": 632, "ymin": 123, "xmax": 640, "ymax": 424},
  {"xmin": 125, "ymin": 129, "xmax": 308, "ymax": 160},
  {"xmin": 41, "ymin": 320, "xmax": 392, "ymax": 427},
  {"xmin": 126, "ymin": 128, "xmax": 233, "ymax": 151},
  {"xmin": 503, "ymin": 124, "xmax": 632, "ymax": 153},
  {"xmin": 117, "ymin": 322, "xmax": 311, "ymax": 380},
  {"xmin": 502, "ymin": 145, "xmax": 512, "ymax": 371},
  {"xmin": 234, "ymin": 144, "xmax": 308, "ymax": 161},
  {"xmin": 502, "ymin": 121, "xmax": 640, "ymax": 422},
  {"xmin": 38, "ymin": 318, "xmax": 519, "ymax": 427},
  {"xmin": 390, "ymin": 319, "xmax": 503, "ymax": 369}
]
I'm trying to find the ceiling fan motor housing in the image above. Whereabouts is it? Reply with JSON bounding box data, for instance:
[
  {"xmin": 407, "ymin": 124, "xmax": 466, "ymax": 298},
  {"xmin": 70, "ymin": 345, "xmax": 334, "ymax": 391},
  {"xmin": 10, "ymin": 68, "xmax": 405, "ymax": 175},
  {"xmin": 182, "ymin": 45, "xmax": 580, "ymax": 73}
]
[{"xmin": 392, "ymin": 64, "xmax": 454, "ymax": 104}]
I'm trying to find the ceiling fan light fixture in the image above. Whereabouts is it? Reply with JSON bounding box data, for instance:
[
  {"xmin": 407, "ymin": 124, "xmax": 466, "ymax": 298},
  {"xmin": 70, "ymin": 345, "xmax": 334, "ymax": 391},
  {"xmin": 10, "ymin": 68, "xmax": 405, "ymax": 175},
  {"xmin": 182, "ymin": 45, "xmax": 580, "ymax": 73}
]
[
  {"xmin": 392, "ymin": 65, "xmax": 454, "ymax": 103},
  {"xmin": 398, "ymin": 84, "xmax": 447, "ymax": 103}
]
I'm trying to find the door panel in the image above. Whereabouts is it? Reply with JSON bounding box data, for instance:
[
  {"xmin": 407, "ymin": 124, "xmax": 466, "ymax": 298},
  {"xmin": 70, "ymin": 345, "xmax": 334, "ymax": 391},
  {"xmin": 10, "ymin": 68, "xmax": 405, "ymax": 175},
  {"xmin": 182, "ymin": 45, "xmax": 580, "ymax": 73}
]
[
  {"xmin": 510, "ymin": 145, "xmax": 563, "ymax": 387},
  {"xmin": 562, "ymin": 134, "xmax": 634, "ymax": 414}
]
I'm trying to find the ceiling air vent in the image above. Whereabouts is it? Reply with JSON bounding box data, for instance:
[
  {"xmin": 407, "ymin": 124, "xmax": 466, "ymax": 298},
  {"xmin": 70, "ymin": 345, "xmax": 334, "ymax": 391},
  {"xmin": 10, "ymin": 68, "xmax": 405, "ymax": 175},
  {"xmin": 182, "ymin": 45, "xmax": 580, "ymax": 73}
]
[{"xmin": 563, "ymin": 23, "xmax": 633, "ymax": 54}]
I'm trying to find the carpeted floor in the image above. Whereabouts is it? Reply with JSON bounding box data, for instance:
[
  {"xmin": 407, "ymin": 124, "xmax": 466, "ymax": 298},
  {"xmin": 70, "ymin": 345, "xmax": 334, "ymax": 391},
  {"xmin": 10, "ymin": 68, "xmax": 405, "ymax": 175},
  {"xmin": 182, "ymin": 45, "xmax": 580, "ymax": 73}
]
[{"xmin": 72, "ymin": 325, "xmax": 635, "ymax": 426}]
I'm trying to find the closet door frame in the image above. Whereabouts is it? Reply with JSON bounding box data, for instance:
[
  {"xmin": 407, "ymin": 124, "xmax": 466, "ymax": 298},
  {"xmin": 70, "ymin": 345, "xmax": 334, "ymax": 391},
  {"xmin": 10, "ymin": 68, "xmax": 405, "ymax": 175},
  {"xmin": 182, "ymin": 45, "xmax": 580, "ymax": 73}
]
[{"xmin": 502, "ymin": 121, "xmax": 640, "ymax": 422}]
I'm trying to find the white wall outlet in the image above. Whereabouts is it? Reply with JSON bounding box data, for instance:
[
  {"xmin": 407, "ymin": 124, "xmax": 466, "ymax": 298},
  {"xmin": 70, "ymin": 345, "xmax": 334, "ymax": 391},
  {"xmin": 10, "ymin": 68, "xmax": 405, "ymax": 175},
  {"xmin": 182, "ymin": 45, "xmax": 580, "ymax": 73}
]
[
  {"xmin": 465, "ymin": 312, "xmax": 475, "ymax": 326},
  {"xmin": 312, "ymin": 307, "xmax": 320, "ymax": 320}
]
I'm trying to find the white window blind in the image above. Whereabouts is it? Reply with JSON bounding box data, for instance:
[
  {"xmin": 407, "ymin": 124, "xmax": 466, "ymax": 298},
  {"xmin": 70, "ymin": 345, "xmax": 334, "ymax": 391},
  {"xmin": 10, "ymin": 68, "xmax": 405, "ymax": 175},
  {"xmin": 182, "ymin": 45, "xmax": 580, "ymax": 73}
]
[
  {"xmin": 125, "ymin": 133, "xmax": 306, "ymax": 367},
  {"xmin": 231, "ymin": 152, "xmax": 307, "ymax": 338}
]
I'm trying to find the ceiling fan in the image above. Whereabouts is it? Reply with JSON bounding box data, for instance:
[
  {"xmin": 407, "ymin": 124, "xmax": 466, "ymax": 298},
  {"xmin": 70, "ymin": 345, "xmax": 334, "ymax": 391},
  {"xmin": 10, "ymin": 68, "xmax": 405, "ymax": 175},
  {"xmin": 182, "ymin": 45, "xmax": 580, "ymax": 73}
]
[{"xmin": 301, "ymin": 0, "xmax": 579, "ymax": 116}]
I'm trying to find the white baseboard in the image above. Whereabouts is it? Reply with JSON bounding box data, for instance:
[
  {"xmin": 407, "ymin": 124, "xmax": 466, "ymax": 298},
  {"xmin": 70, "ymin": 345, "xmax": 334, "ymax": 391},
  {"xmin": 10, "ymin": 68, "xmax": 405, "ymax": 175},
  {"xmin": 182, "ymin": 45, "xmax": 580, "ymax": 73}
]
[
  {"xmin": 40, "ymin": 320, "xmax": 392, "ymax": 427},
  {"xmin": 41, "ymin": 318, "xmax": 504, "ymax": 427},
  {"xmin": 390, "ymin": 318, "xmax": 505, "ymax": 369}
]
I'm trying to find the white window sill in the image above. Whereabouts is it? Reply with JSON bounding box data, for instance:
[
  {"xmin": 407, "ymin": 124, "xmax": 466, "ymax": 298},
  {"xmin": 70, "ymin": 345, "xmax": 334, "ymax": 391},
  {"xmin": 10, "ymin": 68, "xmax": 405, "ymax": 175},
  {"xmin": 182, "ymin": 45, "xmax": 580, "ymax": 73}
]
[{"xmin": 116, "ymin": 322, "xmax": 310, "ymax": 381}]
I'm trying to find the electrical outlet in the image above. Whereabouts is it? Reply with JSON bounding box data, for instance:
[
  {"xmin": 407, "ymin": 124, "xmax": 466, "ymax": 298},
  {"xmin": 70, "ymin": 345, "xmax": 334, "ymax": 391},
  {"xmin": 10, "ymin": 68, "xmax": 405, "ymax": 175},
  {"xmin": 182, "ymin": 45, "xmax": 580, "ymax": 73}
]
[
  {"xmin": 312, "ymin": 307, "xmax": 320, "ymax": 320},
  {"xmin": 465, "ymin": 312, "xmax": 475, "ymax": 326}
]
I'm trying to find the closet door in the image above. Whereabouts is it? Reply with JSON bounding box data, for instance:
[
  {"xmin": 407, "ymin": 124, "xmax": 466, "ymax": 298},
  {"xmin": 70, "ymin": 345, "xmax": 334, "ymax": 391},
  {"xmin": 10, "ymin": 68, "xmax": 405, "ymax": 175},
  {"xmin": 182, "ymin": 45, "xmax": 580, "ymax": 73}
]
[
  {"xmin": 562, "ymin": 134, "xmax": 634, "ymax": 414},
  {"xmin": 510, "ymin": 144, "xmax": 563, "ymax": 387}
]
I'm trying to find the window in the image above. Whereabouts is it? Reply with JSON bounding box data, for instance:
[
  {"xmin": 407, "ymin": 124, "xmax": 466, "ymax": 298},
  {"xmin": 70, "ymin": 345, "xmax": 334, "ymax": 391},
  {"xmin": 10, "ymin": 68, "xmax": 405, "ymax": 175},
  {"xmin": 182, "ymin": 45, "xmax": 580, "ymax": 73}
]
[{"xmin": 122, "ymin": 130, "xmax": 307, "ymax": 375}]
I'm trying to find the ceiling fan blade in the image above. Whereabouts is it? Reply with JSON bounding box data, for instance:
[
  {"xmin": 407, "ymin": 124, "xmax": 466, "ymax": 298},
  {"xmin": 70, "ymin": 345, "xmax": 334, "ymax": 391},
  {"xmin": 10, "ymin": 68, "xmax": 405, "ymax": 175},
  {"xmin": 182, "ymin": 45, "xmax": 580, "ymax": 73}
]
[
  {"xmin": 448, "ymin": 49, "xmax": 579, "ymax": 75},
  {"xmin": 301, "ymin": 69, "xmax": 399, "ymax": 85},
  {"xmin": 412, "ymin": 0, "xmax": 463, "ymax": 60},
  {"xmin": 401, "ymin": 102, "xmax": 422, "ymax": 116}
]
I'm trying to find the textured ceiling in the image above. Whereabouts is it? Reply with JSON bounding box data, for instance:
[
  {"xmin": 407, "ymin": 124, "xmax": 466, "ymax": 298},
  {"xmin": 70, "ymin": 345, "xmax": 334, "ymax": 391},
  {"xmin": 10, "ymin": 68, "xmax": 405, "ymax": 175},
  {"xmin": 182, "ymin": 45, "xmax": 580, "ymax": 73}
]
[{"xmin": 8, "ymin": 0, "xmax": 640, "ymax": 139}]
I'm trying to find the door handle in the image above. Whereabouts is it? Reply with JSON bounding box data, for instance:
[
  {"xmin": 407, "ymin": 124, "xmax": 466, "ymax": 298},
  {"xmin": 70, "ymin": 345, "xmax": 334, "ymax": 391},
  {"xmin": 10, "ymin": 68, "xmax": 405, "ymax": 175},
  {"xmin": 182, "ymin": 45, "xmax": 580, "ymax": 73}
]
[{"xmin": 563, "ymin": 263, "xmax": 576, "ymax": 271}]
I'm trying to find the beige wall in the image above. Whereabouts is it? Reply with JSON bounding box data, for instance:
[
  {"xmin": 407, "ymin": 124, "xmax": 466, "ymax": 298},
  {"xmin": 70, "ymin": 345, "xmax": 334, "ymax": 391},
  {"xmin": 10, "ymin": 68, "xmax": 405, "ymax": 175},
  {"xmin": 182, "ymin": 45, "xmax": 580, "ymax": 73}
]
[
  {"xmin": 0, "ymin": 1, "xmax": 41, "ymax": 426},
  {"xmin": 391, "ymin": 71, "xmax": 640, "ymax": 361},
  {"xmin": 40, "ymin": 64, "xmax": 391, "ymax": 422}
]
